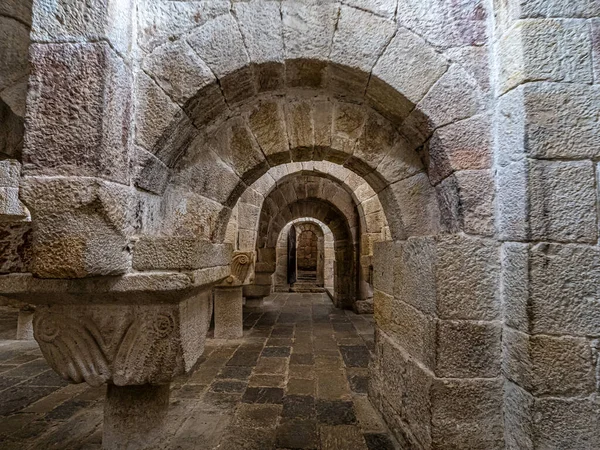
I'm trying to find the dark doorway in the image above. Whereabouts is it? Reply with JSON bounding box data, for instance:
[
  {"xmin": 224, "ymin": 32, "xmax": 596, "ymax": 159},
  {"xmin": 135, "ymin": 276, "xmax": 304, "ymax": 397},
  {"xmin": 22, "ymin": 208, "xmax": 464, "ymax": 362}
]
[{"xmin": 287, "ymin": 226, "xmax": 297, "ymax": 285}]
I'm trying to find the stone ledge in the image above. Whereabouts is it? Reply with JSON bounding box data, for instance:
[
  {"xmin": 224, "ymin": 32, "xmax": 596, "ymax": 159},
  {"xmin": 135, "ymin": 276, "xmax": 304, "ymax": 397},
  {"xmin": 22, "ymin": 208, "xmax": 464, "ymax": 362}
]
[{"xmin": 0, "ymin": 265, "xmax": 229, "ymax": 304}]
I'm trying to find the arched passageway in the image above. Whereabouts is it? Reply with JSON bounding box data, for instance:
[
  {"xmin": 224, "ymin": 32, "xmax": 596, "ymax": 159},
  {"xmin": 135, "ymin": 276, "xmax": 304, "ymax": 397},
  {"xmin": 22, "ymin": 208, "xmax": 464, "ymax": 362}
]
[{"xmin": 3, "ymin": 1, "xmax": 597, "ymax": 449}]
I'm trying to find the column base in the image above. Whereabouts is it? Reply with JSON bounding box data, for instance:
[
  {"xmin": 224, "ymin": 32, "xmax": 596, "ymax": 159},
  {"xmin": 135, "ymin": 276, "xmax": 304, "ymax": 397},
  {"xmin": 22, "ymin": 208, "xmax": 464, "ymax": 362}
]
[{"xmin": 103, "ymin": 384, "xmax": 170, "ymax": 450}]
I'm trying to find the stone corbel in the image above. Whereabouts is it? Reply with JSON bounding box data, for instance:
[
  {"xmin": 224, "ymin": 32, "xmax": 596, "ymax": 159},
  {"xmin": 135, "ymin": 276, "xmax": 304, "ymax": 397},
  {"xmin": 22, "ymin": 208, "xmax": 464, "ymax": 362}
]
[
  {"xmin": 219, "ymin": 251, "xmax": 255, "ymax": 287},
  {"xmin": 29, "ymin": 286, "xmax": 216, "ymax": 387}
]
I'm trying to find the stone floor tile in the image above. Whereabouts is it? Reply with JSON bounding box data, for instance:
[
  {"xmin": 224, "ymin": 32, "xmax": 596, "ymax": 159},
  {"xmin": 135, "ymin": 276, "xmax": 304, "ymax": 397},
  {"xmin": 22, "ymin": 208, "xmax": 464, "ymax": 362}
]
[
  {"xmin": 242, "ymin": 387, "xmax": 284, "ymax": 404},
  {"xmin": 201, "ymin": 392, "xmax": 243, "ymax": 412},
  {"xmin": 217, "ymin": 366, "xmax": 253, "ymax": 381},
  {"xmin": 218, "ymin": 426, "xmax": 277, "ymax": 450},
  {"xmin": 171, "ymin": 412, "xmax": 231, "ymax": 449},
  {"xmin": 254, "ymin": 357, "xmax": 288, "ymax": 375},
  {"xmin": 316, "ymin": 400, "xmax": 357, "ymax": 425},
  {"xmin": 210, "ymin": 380, "xmax": 248, "ymax": 394},
  {"xmin": 288, "ymin": 364, "xmax": 315, "ymax": 380},
  {"xmin": 0, "ymin": 385, "xmax": 58, "ymax": 415},
  {"xmin": 364, "ymin": 432, "xmax": 397, "ymax": 450},
  {"xmin": 290, "ymin": 352, "xmax": 314, "ymax": 365},
  {"xmin": 346, "ymin": 367, "xmax": 370, "ymax": 392},
  {"xmin": 232, "ymin": 403, "xmax": 282, "ymax": 428},
  {"xmin": 282, "ymin": 395, "xmax": 316, "ymax": 420},
  {"xmin": 275, "ymin": 419, "xmax": 318, "ymax": 449},
  {"xmin": 45, "ymin": 399, "xmax": 94, "ymax": 421},
  {"xmin": 266, "ymin": 338, "xmax": 294, "ymax": 347},
  {"xmin": 262, "ymin": 346, "xmax": 291, "ymax": 357},
  {"xmin": 248, "ymin": 374, "xmax": 286, "ymax": 388},
  {"xmin": 320, "ymin": 425, "xmax": 369, "ymax": 450},
  {"xmin": 172, "ymin": 384, "xmax": 209, "ymax": 399},
  {"xmin": 286, "ymin": 378, "xmax": 316, "ymax": 396}
]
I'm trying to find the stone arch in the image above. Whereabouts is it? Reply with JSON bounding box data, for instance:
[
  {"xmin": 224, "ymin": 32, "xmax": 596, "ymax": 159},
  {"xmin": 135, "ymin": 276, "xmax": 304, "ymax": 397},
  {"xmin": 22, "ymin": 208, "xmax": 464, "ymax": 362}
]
[
  {"xmin": 252, "ymin": 195, "xmax": 355, "ymax": 309},
  {"xmin": 275, "ymin": 219, "xmax": 333, "ymax": 293},
  {"xmin": 231, "ymin": 161, "xmax": 388, "ymax": 251},
  {"xmin": 134, "ymin": 2, "xmax": 490, "ymax": 252}
]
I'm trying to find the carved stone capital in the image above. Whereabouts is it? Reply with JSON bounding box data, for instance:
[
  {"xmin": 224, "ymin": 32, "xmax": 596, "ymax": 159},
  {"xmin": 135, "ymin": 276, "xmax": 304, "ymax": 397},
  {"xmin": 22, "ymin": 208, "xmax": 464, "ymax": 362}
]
[
  {"xmin": 220, "ymin": 251, "xmax": 255, "ymax": 287},
  {"xmin": 33, "ymin": 290, "xmax": 211, "ymax": 386}
]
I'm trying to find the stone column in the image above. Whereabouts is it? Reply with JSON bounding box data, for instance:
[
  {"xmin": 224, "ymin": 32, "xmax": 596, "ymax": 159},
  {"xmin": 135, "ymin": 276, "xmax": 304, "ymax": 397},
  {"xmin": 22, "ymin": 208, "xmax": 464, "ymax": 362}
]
[
  {"xmin": 16, "ymin": 305, "xmax": 34, "ymax": 340},
  {"xmin": 24, "ymin": 0, "xmax": 135, "ymax": 278},
  {"xmin": 103, "ymin": 384, "xmax": 170, "ymax": 450},
  {"xmin": 493, "ymin": 2, "xmax": 600, "ymax": 448},
  {"xmin": 213, "ymin": 286, "xmax": 243, "ymax": 339}
]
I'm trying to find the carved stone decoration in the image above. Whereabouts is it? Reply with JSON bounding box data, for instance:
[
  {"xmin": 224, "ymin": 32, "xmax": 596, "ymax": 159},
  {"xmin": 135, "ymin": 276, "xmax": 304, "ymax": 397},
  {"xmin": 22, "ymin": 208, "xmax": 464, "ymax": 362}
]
[
  {"xmin": 32, "ymin": 290, "xmax": 212, "ymax": 387},
  {"xmin": 34, "ymin": 312, "xmax": 111, "ymax": 386},
  {"xmin": 223, "ymin": 251, "xmax": 255, "ymax": 286}
]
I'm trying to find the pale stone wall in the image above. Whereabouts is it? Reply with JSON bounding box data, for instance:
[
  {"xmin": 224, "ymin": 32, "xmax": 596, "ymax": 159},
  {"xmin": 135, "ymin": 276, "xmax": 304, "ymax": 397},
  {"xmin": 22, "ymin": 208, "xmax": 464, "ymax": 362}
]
[
  {"xmin": 1, "ymin": 0, "xmax": 598, "ymax": 448},
  {"xmin": 493, "ymin": 1, "xmax": 600, "ymax": 448}
]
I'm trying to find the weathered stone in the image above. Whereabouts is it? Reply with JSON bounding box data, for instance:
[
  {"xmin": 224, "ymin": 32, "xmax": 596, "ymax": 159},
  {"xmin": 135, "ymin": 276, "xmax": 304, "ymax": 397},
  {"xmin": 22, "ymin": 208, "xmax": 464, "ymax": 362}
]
[
  {"xmin": 436, "ymin": 169, "xmax": 494, "ymax": 236},
  {"xmin": 529, "ymin": 160, "xmax": 597, "ymax": 243},
  {"xmin": 390, "ymin": 299, "xmax": 436, "ymax": 369},
  {"xmin": 436, "ymin": 235, "xmax": 500, "ymax": 320},
  {"xmin": 142, "ymin": 39, "xmax": 215, "ymax": 107},
  {"xmin": 523, "ymin": 83, "xmax": 600, "ymax": 159},
  {"xmin": 0, "ymin": 17, "xmax": 30, "ymax": 92},
  {"xmin": 234, "ymin": 2, "xmax": 284, "ymax": 65},
  {"xmin": 396, "ymin": 0, "xmax": 488, "ymax": 50},
  {"xmin": 133, "ymin": 238, "xmax": 231, "ymax": 271},
  {"xmin": 138, "ymin": 0, "xmax": 229, "ymax": 54},
  {"xmin": 497, "ymin": 19, "xmax": 593, "ymax": 94},
  {"xmin": 24, "ymin": 43, "xmax": 132, "ymax": 183},
  {"xmin": 21, "ymin": 177, "xmax": 134, "ymax": 278},
  {"xmin": 248, "ymin": 101, "xmax": 291, "ymax": 166},
  {"xmin": 371, "ymin": 27, "xmax": 448, "ymax": 105},
  {"xmin": 529, "ymin": 243, "xmax": 600, "ymax": 336},
  {"xmin": 103, "ymin": 384, "xmax": 170, "ymax": 450},
  {"xmin": 430, "ymin": 378, "xmax": 504, "ymax": 449},
  {"xmin": 34, "ymin": 291, "xmax": 212, "ymax": 385},
  {"xmin": 386, "ymin": 173, "xmax": 441, "ymax": 237},
  {"xmin": 31, "ymin": 0, "xmax": 134, "ymax": 57},
  {"xmin": 427, "ymin": 114, "xmax": 491, "ymax": 185},
  {"xmin": 330, "ymin": 6, "xmax": 396, "ymax": 74},
  {"xmin": 214, "ymin": 286, "xmax": 243, "ymax": 340},
  {"xmin": 501, "ymin": 242, "xmax": 530, "ymax": 333},
  {"xmin": 503, "ymin": 328, "xmax": 596, "ymax": 396},
  {"xmin": 436, "ymin": 320, "xmax": 501, "ymax": 378},
  {"xmin": 187, "ymin": 13, "xmax": 249, "ymax": 79},
  {"xmin": 282, "ymin": 2, "xmax": 337, "ymax": 61}
]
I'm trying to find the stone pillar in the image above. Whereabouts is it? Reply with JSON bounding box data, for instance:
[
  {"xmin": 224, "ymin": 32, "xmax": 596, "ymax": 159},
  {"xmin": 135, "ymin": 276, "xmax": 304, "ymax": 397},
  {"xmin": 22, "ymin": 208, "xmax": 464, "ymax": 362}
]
[
  {"xmin": 16, "ymin": 305, "xmax": 34, "ymax": 340},
  {"xmin": 24, "ymin": 0, "xmax": 135, "ymax": 278},
  {"xmin": 370, "ymin": 238, "xmax": 503, "ymax": 449},
  {"xmin": 213, "ymin": 286, "xmax": 243, "ymax": 339},
  {"xmin": 493, "ymin": 2, "xmax": 600, "ymax": 448},
  {"xmin": 103, "ymin": 384, "xmax": 170, "ymax": 450}
]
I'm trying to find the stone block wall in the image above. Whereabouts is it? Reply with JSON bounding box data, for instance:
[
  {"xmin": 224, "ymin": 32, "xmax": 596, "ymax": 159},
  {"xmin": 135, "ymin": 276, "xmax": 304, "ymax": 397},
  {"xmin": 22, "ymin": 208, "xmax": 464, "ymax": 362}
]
[
  {"xmin": 493, "ymin": 0, "xmax": 600, "ymax": 448},
  {"xmin": 372, "ymin": 236, "xmax": 504, "ymax": 449}
]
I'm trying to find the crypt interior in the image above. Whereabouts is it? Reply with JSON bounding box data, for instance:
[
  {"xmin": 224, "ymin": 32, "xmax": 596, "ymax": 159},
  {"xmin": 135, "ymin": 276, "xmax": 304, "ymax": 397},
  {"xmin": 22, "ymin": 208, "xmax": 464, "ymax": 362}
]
[{"xmin": 1, "ymin": 0, "xmax": 600, "ymax": 449}]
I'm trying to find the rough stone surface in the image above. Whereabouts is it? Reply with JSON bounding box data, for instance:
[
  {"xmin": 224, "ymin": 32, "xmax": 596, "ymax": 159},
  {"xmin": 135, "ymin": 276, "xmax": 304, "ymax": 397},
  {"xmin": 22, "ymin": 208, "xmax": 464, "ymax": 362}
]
[
  {"xmin": 3, "ymin": 2, "xmax": 600, "ymax": 449},
  {"xmin": 24, "ymin": 42, "xmax": 132, "ymax": 183}
]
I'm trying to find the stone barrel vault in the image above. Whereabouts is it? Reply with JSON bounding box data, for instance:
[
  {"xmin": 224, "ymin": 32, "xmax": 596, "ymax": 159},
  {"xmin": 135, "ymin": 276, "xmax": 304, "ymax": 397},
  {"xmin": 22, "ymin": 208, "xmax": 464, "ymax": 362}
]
[{"xmin": 0, "ymin": 0, "xmax": 599, "ymax": 449}]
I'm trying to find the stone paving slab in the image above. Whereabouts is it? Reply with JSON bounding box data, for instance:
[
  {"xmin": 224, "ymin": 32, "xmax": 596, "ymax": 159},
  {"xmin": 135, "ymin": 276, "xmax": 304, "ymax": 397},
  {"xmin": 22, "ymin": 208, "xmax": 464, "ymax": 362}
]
[{"xmin": 0, "ymin": 293, "xmax": 398, "ymax": 449}]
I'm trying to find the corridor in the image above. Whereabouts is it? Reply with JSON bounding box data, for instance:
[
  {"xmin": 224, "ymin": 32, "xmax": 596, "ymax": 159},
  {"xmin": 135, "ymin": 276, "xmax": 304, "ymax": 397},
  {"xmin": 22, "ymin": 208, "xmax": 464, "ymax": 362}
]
[{"xmin": 0, "ymin": 294, "xmax": 396, "ymax": 449}]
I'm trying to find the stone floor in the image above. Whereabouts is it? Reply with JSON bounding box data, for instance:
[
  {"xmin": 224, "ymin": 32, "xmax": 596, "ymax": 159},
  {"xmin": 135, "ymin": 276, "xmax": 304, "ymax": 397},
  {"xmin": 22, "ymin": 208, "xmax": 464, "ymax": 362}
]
[{"xmin": 0, "ymin": 293, "xmax": 397, "ymax": 449}]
